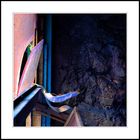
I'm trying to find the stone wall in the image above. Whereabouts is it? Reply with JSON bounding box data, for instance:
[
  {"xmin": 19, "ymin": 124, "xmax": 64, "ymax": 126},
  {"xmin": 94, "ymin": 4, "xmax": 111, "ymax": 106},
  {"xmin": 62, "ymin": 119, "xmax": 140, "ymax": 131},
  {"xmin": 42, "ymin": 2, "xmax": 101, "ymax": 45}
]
[{"xmin": 52, "ymin": 14, "xmax": 126, "ymax": 126}]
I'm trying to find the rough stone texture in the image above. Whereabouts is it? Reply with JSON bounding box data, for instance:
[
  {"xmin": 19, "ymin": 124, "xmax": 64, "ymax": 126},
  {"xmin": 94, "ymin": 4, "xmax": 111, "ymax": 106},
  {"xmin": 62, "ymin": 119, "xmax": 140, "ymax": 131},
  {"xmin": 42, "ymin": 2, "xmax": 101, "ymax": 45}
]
[{"xmin": 52, "ymin": 14, "xmax": 126, "ymax": 126}]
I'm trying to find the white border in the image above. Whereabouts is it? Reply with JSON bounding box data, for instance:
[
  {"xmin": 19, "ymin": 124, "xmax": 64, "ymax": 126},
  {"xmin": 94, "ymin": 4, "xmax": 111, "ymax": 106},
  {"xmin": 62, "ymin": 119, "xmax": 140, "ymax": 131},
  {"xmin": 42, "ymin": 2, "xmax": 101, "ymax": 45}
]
[{"xmin": 1, "ymin": 1, "xmax": 139, "ymax": 139}]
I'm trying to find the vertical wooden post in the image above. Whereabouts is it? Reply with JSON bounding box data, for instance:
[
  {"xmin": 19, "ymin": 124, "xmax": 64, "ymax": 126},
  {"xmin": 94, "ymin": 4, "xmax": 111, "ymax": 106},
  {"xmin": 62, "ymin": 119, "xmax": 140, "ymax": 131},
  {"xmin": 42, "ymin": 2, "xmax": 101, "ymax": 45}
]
[
  {"xmin": 26, "ymin": 113, "xmax": 31, "ymax": 126},
  {"xmin": 32, "ymin": 108, "xmax": 41, "ymax": 126}
]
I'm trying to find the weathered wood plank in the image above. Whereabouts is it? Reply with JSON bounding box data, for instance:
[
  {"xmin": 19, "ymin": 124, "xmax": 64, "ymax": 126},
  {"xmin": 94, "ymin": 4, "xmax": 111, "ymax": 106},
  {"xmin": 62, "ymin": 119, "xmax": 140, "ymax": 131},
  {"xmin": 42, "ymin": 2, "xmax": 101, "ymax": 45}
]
[{"xmin": 64, "ymin": 107, "xmax": 83, "ymax": 126}]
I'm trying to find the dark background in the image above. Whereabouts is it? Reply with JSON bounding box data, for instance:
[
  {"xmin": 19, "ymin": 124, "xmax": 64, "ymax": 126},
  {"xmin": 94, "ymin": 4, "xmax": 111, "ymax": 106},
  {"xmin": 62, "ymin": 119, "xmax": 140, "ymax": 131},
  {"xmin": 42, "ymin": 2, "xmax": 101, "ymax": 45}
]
[{"xmin": 52, "ymin": 14, "xmax": 126, "ymax": 126}]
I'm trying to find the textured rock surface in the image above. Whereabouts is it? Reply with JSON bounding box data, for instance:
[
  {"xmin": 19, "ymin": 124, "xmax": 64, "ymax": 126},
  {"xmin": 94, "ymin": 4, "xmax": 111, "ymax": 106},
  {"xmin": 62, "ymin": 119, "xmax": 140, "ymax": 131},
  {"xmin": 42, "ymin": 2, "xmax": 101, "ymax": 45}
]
[{"xmin": 52, "ymin": 14, "xmax": 126, "ymax": 126}]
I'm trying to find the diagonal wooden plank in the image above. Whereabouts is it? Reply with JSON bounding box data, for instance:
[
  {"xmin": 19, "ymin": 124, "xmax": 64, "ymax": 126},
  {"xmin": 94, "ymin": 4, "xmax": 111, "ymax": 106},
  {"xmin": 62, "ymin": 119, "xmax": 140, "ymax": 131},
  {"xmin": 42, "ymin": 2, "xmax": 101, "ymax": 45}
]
[
  {"xmin": 64, "ymin": 107, "xmax": 83, "ymax": 126},
  {"xmin": 35, "ymin": 103, "xmax": 69, "ymax": 123}
]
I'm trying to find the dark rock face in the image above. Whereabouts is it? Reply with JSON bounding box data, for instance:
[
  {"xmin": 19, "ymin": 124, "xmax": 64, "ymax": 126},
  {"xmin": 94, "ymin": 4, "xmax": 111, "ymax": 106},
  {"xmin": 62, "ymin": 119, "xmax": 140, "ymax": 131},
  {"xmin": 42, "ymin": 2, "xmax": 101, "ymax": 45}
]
[{"xmin": 52, "ymin": 14, "xmax": 126, "ymax": 126}]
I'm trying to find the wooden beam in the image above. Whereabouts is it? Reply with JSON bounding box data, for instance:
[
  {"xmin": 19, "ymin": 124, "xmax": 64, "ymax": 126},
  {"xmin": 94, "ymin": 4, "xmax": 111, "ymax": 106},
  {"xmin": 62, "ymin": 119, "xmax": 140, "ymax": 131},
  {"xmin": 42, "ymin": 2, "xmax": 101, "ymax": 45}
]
[
  {"xmin": 64, "ymin": 107, "xmax": 83, "ymax": 126},
  {"xmin": 26, "ymin": 113, "xmax": 31, "ymax": 126},
  {"xmin": 32, "ymin": 108, "xmax": 41, "ymax": 126},
  {"xmin": 35, "ymin": 103, "xmax": 69, "ymax": 123},
  {"xmin": 40, "ymin": 112, "xmax": 65, "ymax": 124}
]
